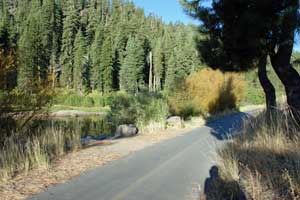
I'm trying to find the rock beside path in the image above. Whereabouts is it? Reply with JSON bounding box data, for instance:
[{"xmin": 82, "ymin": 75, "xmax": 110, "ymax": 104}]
[
  {"xmin": 114, "ymin": 124, "xmax": 139, "ymax": 138},
  {"xmin": 167, "ymin": 116, "xmax": 183, "ymax": 128}
]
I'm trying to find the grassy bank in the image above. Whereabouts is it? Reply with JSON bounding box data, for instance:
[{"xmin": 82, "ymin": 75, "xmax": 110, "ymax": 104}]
[
  {"xmin": 0, "ymin": 92, "xmax": 170, "ymax": 182},
  {"xmin": 206, "ymin": 108, "xmax": 300, "ymax": 199},
  {"xmin": 0, "ymin": 127, "xmax": 81, "ymax": 182}
]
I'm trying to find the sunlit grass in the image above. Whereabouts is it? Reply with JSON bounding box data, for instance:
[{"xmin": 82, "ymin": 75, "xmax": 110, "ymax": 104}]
[
  {"xmin": 0, "ymin": 128, "xmax": 81, "ymax": 182},
  {"xmin": 211, "ymin": 107, "xmax": 300, "ymax": 199}
]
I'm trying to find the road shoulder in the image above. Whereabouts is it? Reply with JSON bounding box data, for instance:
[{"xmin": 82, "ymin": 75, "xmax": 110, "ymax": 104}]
[{"xmin": 0, "ymin": 127, "xmax": 197, "ymax": 200}]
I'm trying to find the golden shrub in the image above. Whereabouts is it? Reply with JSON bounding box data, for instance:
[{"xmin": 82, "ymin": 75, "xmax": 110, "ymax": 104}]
[{"xmin": 168, "ymin": 68, "xmax": 246, "ymax": 117}]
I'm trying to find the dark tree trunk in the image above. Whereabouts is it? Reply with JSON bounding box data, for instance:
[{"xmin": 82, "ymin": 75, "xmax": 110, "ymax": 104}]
[
  {"xmin": 271, "ymin": 50, "xmax": 300, "ymax": 122},
  {"xmin": 258, "ymin": 56, "xmax": 276, "ymax": 113},
  {"xmin": 269, "ymin": 1, "xmax": 300, "ymax": 124}
]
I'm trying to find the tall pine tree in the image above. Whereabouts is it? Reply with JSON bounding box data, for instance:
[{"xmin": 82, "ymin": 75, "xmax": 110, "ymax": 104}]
[
  {"xmin": 18, "ymin": 0, "xmax": 48, "ymax": 90},
  {"xmin": 60, "ymin": 2, "xmax": 79, "ymax": 88},
  {"xmin": 164, "ymin": 52, "xmax": 177, "ymax": 92},
  {"xmin": 90, "ymin": 23, "xmax": 104, "ymax": 91},
  {"xmin": 120, "ymin": 36, "xmax": 145, "ymax": 93},
  {"xmin": 100, "ymin": 35, "xmax": 114, "ymax": 93},
  {"xmin": 73, "ymin": 29, "xmax": 87, "ymax": 93}
]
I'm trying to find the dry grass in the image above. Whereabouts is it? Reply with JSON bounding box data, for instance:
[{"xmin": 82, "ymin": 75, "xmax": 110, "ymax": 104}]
[
  {"xmin": 206, "ymin": 107, "xmax": 300, "ymax": 199},
  {"xmin": 0, "ymin": 142, "xmax": 120, "ymax": 200},
  {"xmin": 0, "ymin": 128, "xmax": 81, "ymax": 182},
  {"xmin": 0, "ymin": 125, "xmax": 194, "ymax": 200},
  {"xmin": 138, "ymin": 121, "xmax": 166, "ymax": 134}
]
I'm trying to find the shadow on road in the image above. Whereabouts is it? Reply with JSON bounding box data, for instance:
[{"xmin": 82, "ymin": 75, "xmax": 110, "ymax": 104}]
[
  {"xmin": 202, "ymin": 166, "xmax": 246, "ymax": 200},
  {"xmin": 205, "ymin": 112, "xmax": 252, "ymax": 140}
]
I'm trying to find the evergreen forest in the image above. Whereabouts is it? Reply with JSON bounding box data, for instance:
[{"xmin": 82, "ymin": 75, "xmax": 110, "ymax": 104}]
[{"xmin": 0, "ymin": 0, "xmax": 201, "ymax": 95}]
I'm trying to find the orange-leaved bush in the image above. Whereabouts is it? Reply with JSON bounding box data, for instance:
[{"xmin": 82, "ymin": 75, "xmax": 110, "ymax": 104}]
[{"xmin": 168, "ymin": 68, "xmax": 246, "ymax": 118}]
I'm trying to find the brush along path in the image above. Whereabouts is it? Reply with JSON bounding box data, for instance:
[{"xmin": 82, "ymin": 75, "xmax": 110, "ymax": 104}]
[
  {"xmin": 0, "ymin": 126, "xmax": 201, "ymax": 200},
  {"xmin": 29, "ymin": 111, "xmax": 256, "ymax": 200}
]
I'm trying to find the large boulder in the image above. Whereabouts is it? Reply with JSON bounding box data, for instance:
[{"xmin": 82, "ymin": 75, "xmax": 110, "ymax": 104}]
[
  {"xmin": 166, "ymin": 116, "xmax": 182, "ymax": 128},
  {"xmin": 114, "ymin": 124, "xmax": 139, "ymax": 138}
]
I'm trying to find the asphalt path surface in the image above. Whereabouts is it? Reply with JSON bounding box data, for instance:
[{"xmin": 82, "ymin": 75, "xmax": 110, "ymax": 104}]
[{"xmin": 30, "ymin": 111, "xmax": 253, "ymax": 200}]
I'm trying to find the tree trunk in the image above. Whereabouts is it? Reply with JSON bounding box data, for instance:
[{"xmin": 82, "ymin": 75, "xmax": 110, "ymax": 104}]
[
  {"xmin": 258, "ymin": 56, "xmax": 276, "ymax": 113},
  {"xmin": 149, "ymin": 51, "xmax": 153, "ymax": 92},
  {"xmin": 269, "ymin": 2, "xmax": 300, "ymax": 124},
  {"xmin": 271, "ymin": 45, "xmax": 300, "ymax": 123}
]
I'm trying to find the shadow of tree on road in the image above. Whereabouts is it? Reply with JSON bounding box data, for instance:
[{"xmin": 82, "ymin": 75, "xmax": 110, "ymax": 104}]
[{"xmin": 205, "ymin": 112, "xmax": 253, "ymax": 140}]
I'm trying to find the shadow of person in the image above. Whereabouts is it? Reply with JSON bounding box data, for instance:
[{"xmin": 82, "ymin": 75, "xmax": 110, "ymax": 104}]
[{"xmin": 203, "ymin": 166, "xmax": 246, "ymax": 200}]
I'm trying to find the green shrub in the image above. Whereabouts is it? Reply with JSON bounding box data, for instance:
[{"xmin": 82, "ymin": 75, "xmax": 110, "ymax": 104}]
[
  {"xmin": 4, "ymin": 88, "xmax": 53, "ymax": 111},
  {"xmin": 243, "ymin": 85, "xmax": 265, "ymax": 105},
  {"xmin": 0, "ymin": 90, "xmax": 10, "ymax": 112},
  {"xmin": 52, "ymin": 90, "xmax": 112, "ymax": 108},
  {"xmin": 88, "ymin": 91, "xmax": 106, "ymax": 107},
  {"xmin": 243, "ymin": 71, "xmax": 265, "ymax": 105},
  {"xmin": 81, "ymin": 96, "xmax": 95, "ymax": 107},
  {"xmin": 179, "ymin": 104, "xmax": 200, "ymax": 120},
  {"xmin": 63, "ymin": 93, "xmax": 83, "ymax": 106},
  {"xmin": 137, "ymin": 97, "xmax": 169, "ymax": 126},
  {"xmin": 107, "ymin": 92, "xmax": 138, "ymax": 124},
  {"xmin": 107, "ymin": 92, "xmax": 169, "ymax": 126}
]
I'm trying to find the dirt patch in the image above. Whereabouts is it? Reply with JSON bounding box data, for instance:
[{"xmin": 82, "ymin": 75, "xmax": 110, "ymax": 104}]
[{"xmin": 0, "ymin": 127, "xmax": 196, "ymax": 200}]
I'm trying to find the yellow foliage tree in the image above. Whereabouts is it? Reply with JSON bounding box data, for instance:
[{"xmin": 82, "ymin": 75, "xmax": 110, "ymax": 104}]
[{"xmin": 168, "ymin": 68, "xmax": 246, "ymax": 118}]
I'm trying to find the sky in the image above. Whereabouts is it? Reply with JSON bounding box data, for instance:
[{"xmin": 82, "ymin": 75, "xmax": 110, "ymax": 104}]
[{"xmin": 132, "ymin": 0, "xmax": 198, "ymax": 24}]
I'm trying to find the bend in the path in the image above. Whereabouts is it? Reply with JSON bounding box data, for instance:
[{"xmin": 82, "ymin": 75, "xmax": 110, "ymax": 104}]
[{"xmin": 30, "ymin": 111, "xmax": 253, "ymax": 200}]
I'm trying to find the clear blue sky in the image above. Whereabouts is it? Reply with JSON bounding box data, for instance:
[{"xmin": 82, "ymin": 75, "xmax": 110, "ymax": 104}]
[{"xmin": 132, "ymin": 0, "xmax": 197, "ymax": 24}]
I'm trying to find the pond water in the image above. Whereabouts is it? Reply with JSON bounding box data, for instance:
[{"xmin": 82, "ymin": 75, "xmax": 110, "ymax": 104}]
[
  {"xmin": 35, "ymin": 116, "xmax": 116, "ymax": 137},
  {"xmin": 0, "ymin": 115, "xmax": 116, "ymax": 143},
  {"xmin": 0, "ymin": 115, "xmax": 117, "ymax": 176}
]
